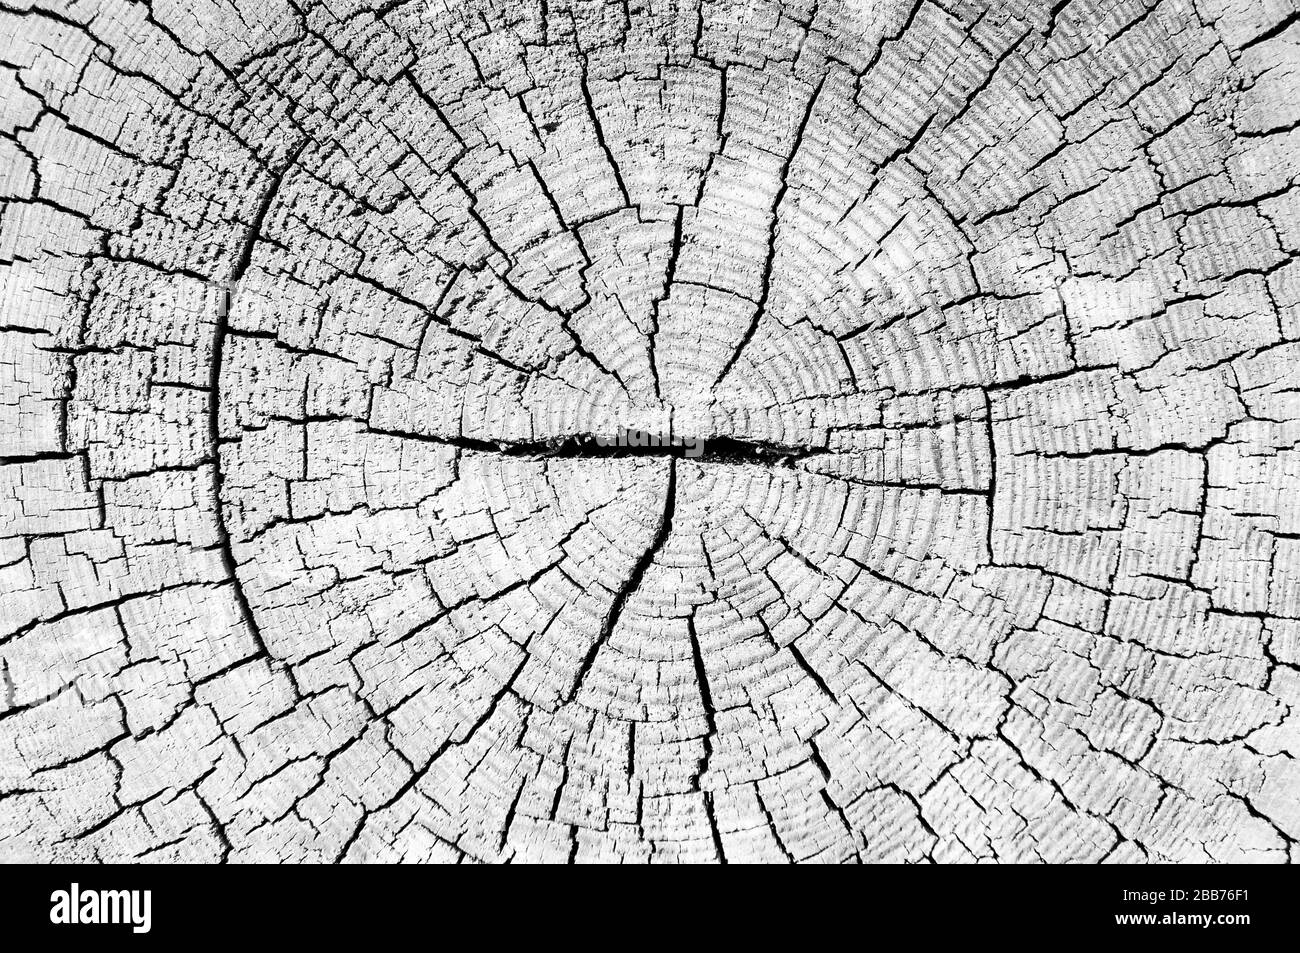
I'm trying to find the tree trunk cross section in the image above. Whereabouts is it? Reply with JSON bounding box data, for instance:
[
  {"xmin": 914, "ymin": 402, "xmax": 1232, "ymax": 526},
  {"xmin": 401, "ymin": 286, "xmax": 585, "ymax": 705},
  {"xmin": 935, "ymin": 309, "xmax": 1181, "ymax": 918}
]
[{"xmin": 1, "ymin": 0, "xmax": 1298, "ymax": 863}]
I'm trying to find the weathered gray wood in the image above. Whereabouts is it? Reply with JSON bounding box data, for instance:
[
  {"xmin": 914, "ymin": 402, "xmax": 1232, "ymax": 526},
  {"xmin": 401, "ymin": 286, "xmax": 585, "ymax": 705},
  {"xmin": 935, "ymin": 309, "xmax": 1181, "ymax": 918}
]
[{"xmin": 2, "ymin": 0, "xmax": 1298, "ymax": 863}]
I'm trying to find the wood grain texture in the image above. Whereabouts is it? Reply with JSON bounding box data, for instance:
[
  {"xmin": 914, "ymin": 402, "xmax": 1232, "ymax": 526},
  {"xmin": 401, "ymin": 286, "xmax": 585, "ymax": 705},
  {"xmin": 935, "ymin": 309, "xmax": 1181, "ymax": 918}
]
[{"xmin": 2, "ymin": 0, "xmax": 1299, "ymax": 863}]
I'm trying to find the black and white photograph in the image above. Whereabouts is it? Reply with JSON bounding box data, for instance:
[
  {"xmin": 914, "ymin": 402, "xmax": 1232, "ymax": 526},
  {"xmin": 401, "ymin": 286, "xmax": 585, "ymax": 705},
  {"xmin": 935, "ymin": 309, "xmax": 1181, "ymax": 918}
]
[{"xmin": 0, "ymin": 0, "xmax": 1296, "ymax": 927}]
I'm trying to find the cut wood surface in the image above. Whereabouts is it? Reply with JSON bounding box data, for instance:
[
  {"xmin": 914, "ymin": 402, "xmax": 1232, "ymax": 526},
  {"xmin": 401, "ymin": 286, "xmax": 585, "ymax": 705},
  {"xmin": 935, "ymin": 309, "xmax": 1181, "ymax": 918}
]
[{"xmin": 2, "ymin": 0, "xmax": 1299, "ymax": 863}]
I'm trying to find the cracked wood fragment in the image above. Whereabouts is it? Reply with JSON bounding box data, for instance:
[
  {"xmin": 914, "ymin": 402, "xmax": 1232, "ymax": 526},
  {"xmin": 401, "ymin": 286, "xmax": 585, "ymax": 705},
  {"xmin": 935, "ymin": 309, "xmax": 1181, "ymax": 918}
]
[{"xmin": 2, "ymin": 0, "xmax": 1299, "ymax": 864}]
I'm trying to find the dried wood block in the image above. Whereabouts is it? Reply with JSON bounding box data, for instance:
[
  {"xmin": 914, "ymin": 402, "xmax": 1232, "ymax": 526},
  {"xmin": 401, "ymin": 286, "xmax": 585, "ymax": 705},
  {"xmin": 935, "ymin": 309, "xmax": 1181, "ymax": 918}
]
[{"xmin": 2, "ymin": 0, "xmax": 1298, "ymax": 864}]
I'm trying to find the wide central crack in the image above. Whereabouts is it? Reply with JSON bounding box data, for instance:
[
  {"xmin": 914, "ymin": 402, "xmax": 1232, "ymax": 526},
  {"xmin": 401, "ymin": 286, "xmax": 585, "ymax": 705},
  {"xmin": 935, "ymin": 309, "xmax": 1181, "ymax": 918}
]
[{"xmin": 400, "ymin": 430, "xmax": 823, "ymax": 466}]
